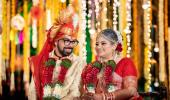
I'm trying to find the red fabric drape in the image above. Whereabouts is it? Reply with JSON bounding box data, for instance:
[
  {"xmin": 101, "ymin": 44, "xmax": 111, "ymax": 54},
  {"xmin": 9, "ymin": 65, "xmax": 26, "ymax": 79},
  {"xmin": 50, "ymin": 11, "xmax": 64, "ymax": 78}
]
[{"xmin": 29, "ymin": 33, "xmax": 53, "ymax": 99}]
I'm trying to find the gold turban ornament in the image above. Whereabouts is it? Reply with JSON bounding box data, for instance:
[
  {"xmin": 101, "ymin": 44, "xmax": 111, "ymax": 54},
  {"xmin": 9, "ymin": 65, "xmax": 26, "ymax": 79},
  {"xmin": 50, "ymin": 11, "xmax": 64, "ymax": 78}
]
[{"xmin": 49, "ymin": 5, "xmax": 79, "ymax": 40}]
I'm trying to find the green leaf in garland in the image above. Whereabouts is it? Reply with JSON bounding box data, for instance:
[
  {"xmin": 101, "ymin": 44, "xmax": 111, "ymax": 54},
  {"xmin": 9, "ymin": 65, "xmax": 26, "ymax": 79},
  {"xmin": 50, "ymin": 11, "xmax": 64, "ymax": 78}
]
[
  {"xmin": 55, "ymin": 81, "xmax": 64, "ymax": 87},
  {"xmin": 106, "ymin": 60, "xmax": 116, "ymax": 69},
  {"xmin": 43, "ymin": 96, "xmax": 60, "ymax": 100},
  {"xmin": 45, "ymin": 58, "xmax": 56, "ymax": 67},
  {"xmin": 43, "ymin": 97, "xmax": 51, "ymax": 100},
  {"xmin": 87, "ymin": 83, "xmax": 95, "ymax": 88},
  {"xmin": 92, "ymin": 61, "xmax": 102, "ymax": 70},
  {"xmin": 51, "ymin": 96, "xmax": 60, "ymax": 100},
  {"xmin": 60, "ymin": 59, "xmax": 72, "ymax": 68}
]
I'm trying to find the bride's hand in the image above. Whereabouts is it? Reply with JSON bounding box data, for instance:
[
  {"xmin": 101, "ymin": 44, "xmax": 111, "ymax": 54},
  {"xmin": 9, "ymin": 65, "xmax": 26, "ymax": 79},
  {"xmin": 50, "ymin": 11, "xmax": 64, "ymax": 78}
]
[
  {"xmin": 81, "ymin": 93, "xmax": 103, "ymax": 100},
  {"xmin": 81, "ymin": 93, "xmax": 94, "ymax": 100},
  {"xmin": 93, "ymin": 93, "xmax": 103, "ymax": 100},
  {"xmin": 73, "ymin": 97, "xmax": 81, "ymax": 100}
]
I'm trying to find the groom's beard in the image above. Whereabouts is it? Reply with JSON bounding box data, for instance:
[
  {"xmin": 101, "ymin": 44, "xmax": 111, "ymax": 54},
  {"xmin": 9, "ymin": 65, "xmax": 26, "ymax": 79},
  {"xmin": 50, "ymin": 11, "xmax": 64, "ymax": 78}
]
[{"xmin": 57, "ymin": 45, "xmax": 73, "ymax": 57}]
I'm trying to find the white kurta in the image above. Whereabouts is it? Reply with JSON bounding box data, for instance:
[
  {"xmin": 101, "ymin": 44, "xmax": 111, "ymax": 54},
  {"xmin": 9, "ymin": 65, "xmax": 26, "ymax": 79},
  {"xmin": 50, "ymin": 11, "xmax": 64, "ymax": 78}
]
[{"xmin": 28, "ymin": 54, "xmax": 86, "ymax": 100}]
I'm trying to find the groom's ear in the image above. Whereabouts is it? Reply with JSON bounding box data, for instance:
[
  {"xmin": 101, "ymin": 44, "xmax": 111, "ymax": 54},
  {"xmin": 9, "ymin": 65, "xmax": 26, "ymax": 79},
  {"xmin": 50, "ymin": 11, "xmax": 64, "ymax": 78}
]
[
  {"xmin": 54, "ymin": 41, "xmax": 58, "ymax": 46},
  {"xmin": 55, "ymin": 42, "xmax": 57, "ymax": 46}
]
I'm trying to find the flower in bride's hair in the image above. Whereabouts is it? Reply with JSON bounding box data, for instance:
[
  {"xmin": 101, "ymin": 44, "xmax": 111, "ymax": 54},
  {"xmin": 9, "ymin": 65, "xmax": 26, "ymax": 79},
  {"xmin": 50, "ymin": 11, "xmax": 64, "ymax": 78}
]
[{"xmin": 115, "ymin": 43, "xmax": 122, "ymax": 52}]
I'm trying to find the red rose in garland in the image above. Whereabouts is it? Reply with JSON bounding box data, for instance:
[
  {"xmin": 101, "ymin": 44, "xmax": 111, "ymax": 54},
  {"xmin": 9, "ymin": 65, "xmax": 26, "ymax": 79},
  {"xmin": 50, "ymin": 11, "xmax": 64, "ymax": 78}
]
[
  {"xmin": 42, "ymin": 58, "xmax": 56, "ymax": 86},
  {"xmin": 57, "ymin": 58, "xmax": 72, "ymax": 85},
  {"xmin": 82, "ymin": 61, "xmax": 102, "ymax": 93},
  {"xmin": 87, "ymin": 61, "xmax": 102, "ymax": 87},
  {"xmin": 43, "ymin": 58, "xmax": 72, "ymax": 99},
  {"xmin": 81, "ymin": 64, "xmax": 93, "ymax": 84},
  {"xmin": 104, "ymin": 60, "xmax": 116, "ymax": 90},
  {"xmin": 82, "ymin": 60, "xmax": 117, "ymax": 93},
  {"xmin": 51, "ymin": 58, "xmax": 72, "ymax": 99}
]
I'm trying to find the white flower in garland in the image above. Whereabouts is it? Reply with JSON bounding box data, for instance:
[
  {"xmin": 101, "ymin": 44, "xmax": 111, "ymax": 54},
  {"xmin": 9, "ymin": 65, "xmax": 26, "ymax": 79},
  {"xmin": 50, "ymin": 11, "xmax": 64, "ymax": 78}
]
[
  {"xmin": 87, "ymin": 85, "xmax": 95, "ymax": 93},
  {"xmin": 43, "ymin": 56, "xmax": 72, "ymax": 99},
  {"xmin": 107, "ymin": 84, "xmax": 116, "ymax": 92},
  {"xmin": 43, "ymin": 85, "xmax": 52, "ymax": 98},
  {"xmin": 52, "ymin": 84, "xmax": 63, "ymax": 99}
]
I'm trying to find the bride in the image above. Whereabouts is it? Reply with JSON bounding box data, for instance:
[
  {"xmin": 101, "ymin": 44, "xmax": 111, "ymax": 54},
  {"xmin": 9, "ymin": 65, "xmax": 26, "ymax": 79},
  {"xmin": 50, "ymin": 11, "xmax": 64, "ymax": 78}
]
[{"xmin": 81, "ymin": 29, "xmax": 141, "ymax": 100}]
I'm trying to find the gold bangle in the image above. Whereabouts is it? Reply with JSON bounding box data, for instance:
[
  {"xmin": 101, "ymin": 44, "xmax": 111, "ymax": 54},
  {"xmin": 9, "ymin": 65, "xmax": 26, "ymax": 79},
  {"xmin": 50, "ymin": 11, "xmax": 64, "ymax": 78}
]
[
  {"xmin": 112, "ymin": 93, "xmax": 115, "ymax": 100},
  {"xmin": 110, "ymin": 93, "xmax": 113, "ymax": 100},
  {"xmin": 105, "ymin": 93, "xmax": 115, "ymax": 100},
  {"xmin": 108, "ymin": 93, "xmax": 110, "ymax": 100},
  {"xmin": 110, "ymin": 93, "xmax": 112, "ymax": 100}
]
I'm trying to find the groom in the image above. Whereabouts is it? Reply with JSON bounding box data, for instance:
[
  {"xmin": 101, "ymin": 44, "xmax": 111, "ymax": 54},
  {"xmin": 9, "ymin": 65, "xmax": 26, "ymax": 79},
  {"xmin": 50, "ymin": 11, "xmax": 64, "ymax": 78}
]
[{"xmin": 28, "ymin": 6, "xmax": 86, "ymax": 100}]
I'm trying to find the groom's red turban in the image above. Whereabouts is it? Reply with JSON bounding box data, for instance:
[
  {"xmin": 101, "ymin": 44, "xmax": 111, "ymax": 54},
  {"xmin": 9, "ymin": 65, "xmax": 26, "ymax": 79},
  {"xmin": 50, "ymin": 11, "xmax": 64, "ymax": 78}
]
[{"xmin": 48, "ymin": 6, "xmax": 78, "ymax": 41}]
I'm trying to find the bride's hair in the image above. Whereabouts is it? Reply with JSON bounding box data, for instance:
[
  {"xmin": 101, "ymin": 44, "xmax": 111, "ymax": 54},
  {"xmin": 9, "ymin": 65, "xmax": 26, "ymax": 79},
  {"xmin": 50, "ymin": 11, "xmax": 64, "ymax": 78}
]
[{"xmin": 97, "ymin": 29, "xmax": 119, "ymax": 44}]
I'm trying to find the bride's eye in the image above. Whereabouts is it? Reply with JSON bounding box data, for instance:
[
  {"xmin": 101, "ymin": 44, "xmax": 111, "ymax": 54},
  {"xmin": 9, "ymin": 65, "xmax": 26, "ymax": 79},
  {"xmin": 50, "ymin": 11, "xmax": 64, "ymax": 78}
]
[
  {"xmin": 101, "ymin": 42, "xmax": 107, "ymax": 46},
  {"xmin": 96, "ymin": 43, "xmax": 99, "ymax": 46}
]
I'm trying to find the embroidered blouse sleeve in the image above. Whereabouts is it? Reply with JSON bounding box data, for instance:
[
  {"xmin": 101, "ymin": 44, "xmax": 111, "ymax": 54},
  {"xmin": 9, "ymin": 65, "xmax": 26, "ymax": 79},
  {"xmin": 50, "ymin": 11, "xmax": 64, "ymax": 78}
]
[
  {"xmin": 122, "ymin": 58, "xmax": 137, "ymax": 77},
  {"xmin": 122, "ymin": 58, "xmax": 137, "ymax": 89}
]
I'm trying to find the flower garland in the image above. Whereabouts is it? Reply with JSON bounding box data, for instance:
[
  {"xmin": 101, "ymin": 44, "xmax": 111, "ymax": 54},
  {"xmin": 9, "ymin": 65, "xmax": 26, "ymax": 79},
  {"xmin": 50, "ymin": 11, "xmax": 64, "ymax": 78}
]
[
  {"xmin": 82, "ymin": 60, "xmax": 116, "ymax": 93},
  {"xmin": 56, "ymin": 58, "xmax": 72, "ymax": 85},
  {"xmin": 43, "ymin": 58, "xmax": 56, "ymax": 85},
  {"xmin": 84, "ymin": 61, "xmax": 102, "ymax": 93},
  {"xmin": 43, "ymin": 58, "xmax": 72, "ymax": 100},
  {"xmin": 104, "ymin": 60, "xmax": 116, "ymax": 92}
]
